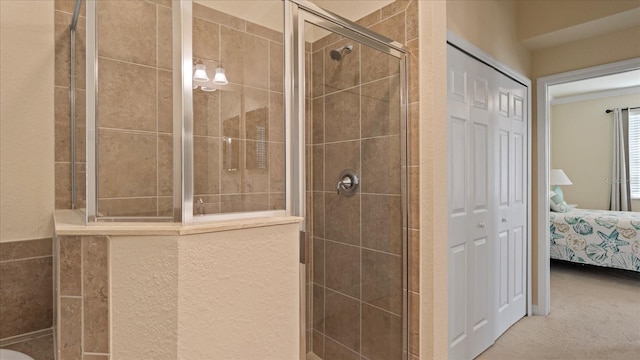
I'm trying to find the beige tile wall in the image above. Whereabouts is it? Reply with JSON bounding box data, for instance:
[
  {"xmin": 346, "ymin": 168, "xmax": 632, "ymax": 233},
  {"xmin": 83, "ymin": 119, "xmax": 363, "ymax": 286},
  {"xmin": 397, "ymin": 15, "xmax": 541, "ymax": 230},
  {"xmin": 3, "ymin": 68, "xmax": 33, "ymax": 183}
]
[
  {"xmin": 95, "ymin": 0, "xmax": 173, "ymax": 217},
  {"xmin": 54, "ymin": 0, "xmax": 286, "ymax": 217},
  {"xmin": 54, "ymin": 0, "xmax": 86, "ymax": 210},
  {"xmin": 191, "ymin": 3, "xmax": 285, "ymax": 215},
  {"xmin": 54, "ymin": 0, "xmax": 173, "ymax": 217},
  {"xmin": 0, "ymin": 239, "xmax": 53, "ymax": 341},
  {"xmin": 307, "ymin": 0, "xmax": 420, "ymax": 358},
  {"xmin": 1, "ymin": 333, "xmax": 55, "ymax": 360},
  {"xmin": 57, "ymin": 235, "xmax": 109, "ymax": 360}
]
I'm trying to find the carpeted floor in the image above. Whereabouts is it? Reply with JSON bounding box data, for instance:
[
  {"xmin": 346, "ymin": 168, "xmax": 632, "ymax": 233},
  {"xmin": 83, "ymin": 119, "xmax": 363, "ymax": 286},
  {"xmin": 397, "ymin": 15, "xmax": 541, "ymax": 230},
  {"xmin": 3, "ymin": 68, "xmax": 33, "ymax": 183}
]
[{"xmin": 477, "ymin": 260, "xmax": 640, "ymax": 360}]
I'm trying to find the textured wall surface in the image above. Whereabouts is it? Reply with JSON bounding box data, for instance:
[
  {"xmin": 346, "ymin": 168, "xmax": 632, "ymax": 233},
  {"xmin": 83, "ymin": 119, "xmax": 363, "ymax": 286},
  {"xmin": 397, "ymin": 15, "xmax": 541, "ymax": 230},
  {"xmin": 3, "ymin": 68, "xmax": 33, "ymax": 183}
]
[
  {"xmin": 110, "ymin": 235, "xmax": 179, "ymax": 360},
  {"xmin": 418, "ymin": 1, "xmax": 449, "ymax": 359},
  {"xmin": 0, "ymin": 0, "xmax": 55, "ymax": 242},
  {"xmin": 177, "ymin": 224, "xmax": 300, "ymax": 359},
  {"xmin": 109, "ymin": 223, "xmax": 300, "ymax": 359}
]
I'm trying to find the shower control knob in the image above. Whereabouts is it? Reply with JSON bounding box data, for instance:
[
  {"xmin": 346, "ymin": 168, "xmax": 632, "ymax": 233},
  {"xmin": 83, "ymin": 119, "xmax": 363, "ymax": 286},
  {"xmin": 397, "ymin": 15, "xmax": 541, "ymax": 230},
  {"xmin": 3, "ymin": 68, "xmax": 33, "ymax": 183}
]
[
  {"xmin": 337, "ymin": 176, "xmax": 353, "ymax": 193},
  {"xmin": 336, "ymin": 169, "xmax": 359, "ymax": 197},
  {"xmin": 478, "ymin": 222, "xmax": 486, "ymax": 228}
]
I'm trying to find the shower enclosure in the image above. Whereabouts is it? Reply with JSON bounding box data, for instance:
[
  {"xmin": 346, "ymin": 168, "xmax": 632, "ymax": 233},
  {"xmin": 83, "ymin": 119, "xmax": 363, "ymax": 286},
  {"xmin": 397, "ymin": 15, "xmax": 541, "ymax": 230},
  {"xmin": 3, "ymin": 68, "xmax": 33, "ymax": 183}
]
[
  {"xmin": 287, "ymin": 2, "xmax": 409, "ymax": 357},
  {"xmin": 60, "ymin": 0, "xmax": 409, "ymax": 358}
]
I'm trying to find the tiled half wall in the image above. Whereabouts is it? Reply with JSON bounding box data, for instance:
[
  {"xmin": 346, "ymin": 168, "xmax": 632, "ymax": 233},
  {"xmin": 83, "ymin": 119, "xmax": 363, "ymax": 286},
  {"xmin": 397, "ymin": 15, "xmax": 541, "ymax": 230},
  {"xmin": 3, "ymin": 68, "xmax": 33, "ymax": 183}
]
[
  {"xmin": 56, "ymin": 235, "xmax": 109, "ymax": 360},
  {"xmin": 0, "ymin": 239, "xmax": 53, "ymax": 341}
]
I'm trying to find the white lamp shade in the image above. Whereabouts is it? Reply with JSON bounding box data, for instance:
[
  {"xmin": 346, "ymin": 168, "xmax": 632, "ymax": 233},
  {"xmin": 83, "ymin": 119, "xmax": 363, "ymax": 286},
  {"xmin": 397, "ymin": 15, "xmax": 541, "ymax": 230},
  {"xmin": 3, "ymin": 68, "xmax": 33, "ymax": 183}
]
[
  {"xmin": 213, "ymin": 67, "xmax": 228, "ymax": 85},
  {"xmin": 193, "ymin": 64, "xmax": 209, "ymax": 82},
  {"xmin": 550, "ymin": 169, "xmax": 572, "ymax": 185}
]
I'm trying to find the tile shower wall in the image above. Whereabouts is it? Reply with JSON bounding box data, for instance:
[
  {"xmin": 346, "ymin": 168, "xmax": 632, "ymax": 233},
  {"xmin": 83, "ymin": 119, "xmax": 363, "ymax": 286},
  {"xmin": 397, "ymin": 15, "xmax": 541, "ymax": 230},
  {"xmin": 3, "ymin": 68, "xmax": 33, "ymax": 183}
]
[
  {"xmin": 54, "ymin": 0, "xmax": 86, "ymax": 210},
  {"xmin": 191, "ymin": 3, "xmax": 285, "ymax": 214},
  {"xmin": 308, "ymin": 0, "xmax": 420, "ymax": 358},
  {"xmin": 56, "ymin": 235, "xmax": 109, "ymax": 359},
  {"xmin": 54, "ymin": 0, "xmax": 286, "ymax": 216},
  {"xmin": 96, "ymin": 0, "xmax": 173, "ymax": 217},
  {"xmin": 0, "ymin": 239, "xmax": 53, "ymax": 341},
  {"xmin": 54, "ymin": 0, "xmax": 173, "ymax": 217}
]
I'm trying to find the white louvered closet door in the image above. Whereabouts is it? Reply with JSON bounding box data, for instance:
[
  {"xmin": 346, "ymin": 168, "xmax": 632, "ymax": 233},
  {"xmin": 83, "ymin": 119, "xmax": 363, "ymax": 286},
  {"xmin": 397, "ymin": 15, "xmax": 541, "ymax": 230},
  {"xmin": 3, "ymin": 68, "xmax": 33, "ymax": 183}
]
[{"xmin": 447, "ymin": 45, "xmax": 495, "ymax": 360}]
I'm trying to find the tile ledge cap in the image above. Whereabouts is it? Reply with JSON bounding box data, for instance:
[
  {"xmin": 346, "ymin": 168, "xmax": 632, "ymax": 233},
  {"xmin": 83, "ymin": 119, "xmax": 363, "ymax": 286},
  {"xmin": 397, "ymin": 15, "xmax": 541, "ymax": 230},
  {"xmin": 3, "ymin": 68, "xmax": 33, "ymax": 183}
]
[{"xmin": 54, "ymin": 210, "xmax": 303, "ymax": 236}]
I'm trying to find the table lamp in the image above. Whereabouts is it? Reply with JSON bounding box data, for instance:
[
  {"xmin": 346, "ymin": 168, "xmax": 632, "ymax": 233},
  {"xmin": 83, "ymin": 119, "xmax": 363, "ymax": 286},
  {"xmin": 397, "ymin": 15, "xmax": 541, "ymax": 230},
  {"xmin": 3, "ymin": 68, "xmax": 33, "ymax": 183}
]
[{"xmin": 550, "ymin": 169, "xmax": 572, "ymax": 200}]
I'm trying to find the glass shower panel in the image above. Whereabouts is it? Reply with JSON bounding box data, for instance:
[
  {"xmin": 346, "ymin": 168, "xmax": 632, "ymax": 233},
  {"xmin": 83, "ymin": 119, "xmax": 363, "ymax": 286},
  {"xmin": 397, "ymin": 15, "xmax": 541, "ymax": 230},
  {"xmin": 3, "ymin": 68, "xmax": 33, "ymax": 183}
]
[
  {"xmin": 191, "ymin": 1, "xmax": 285, "ymax": 216},
  {"xmin": 305, "ymin": 21, "xmax": 405, "ymax": 359},
  {"xmin": 95, "ymin": 0, "xmax": 174, "ymax": 218},
  {"xmin": 72, "ymin": 5, "xmax": 86, "ymax": 211}
]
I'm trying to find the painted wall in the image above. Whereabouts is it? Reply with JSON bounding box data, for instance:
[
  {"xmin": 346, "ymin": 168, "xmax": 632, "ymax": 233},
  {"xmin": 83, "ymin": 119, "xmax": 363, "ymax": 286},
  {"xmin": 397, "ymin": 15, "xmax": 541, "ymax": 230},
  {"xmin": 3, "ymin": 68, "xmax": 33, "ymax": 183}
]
[
  {"xmin": 446, "ymin": 0, "xmax": 531, "ymax": 76},
  {"xmin": 110, "ymin": 236, "xmax": 178, "ymax": 360},
  {"xmin": 531, "ymin": 26, "xmax": 640, "ymax": 79},
  {"xmin": 0, "ymin": 0, "xmax": 55, "ymax": 242},
  {"xmin": 419, "ymin": 1, "xmax": 448, "ymax": 358},
  {"xmin": 110, "ymin": 224, "xmax": 300, "ymax": 359},
  {"xmin": 517, "ymin": 0, "xmax": 640, "ymax": 42},
  {"xmin": 551, "ymin": 93, "xmax": 640, "ymax": 211}
]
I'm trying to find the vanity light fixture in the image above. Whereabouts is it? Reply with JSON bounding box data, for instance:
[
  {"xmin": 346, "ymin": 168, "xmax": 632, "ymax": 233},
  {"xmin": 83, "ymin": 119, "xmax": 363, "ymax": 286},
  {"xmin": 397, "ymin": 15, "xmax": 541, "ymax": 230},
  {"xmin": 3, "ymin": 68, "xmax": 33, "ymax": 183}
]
[
  {"xmin": 213, "ymin": 66, "xmax": 228, "ymax": 85},
  {"xmin": 193, "ymin": 63, "xmax": 209, "ymax": 82}
]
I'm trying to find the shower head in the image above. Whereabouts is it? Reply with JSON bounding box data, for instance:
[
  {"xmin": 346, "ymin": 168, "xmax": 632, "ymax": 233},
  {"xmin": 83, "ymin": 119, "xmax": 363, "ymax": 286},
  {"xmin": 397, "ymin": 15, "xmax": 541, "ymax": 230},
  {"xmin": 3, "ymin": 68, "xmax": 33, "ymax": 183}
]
[{"xmin": 330, "ymin": 44, "xmax": 353, "ymax": 62}]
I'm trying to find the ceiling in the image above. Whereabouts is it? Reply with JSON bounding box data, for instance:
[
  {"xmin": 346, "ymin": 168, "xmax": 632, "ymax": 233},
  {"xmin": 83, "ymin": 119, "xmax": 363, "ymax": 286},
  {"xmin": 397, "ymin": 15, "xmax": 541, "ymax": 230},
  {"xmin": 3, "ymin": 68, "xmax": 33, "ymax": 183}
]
[
  {"xmin": 549, "ymin": 69, "xmax": 640, "ymax": 100},
  {"xmin": 194, "ymin": 0, "xmax": 394, "ymax": 41}
]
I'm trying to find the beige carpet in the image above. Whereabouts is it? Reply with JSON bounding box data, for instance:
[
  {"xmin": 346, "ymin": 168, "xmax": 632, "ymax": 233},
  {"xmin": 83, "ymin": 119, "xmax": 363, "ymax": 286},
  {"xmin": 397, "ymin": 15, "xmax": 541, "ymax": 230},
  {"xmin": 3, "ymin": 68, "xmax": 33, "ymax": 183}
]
[{"xmin": 477, "ymin": 261, "xmax": 640, "ymax": 360}]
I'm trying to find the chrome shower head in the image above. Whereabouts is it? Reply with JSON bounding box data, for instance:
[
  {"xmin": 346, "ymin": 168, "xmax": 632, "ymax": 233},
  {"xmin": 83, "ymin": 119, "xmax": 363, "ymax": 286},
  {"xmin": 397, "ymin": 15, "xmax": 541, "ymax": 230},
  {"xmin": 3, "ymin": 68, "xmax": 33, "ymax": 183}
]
[{"xmin": 330, "ymin": 44, "xmax": 353, "ymax": 62}]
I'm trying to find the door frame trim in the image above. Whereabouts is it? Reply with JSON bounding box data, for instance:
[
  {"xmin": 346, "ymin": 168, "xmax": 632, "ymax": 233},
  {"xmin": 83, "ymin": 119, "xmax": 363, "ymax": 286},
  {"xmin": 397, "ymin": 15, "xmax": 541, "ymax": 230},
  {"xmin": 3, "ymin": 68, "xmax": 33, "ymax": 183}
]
[
  {"xmin": 446, "ymin": 30, "xmax": 533, "ymax": 317},
  {"xmin": 535, "ymin": 57, "xmax": 640, "ymax": 316}
]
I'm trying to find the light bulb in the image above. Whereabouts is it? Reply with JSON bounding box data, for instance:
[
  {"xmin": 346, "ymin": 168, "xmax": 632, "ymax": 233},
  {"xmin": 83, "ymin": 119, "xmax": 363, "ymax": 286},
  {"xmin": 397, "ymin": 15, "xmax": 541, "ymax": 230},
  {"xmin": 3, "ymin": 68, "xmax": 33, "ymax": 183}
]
[
  {"xmin": 213, "ymin": 67, "xmax": 228, "ymax": 85},
  {"xmin": 193, "ymin": 64, "xmax": 209, "ymax": 82}
]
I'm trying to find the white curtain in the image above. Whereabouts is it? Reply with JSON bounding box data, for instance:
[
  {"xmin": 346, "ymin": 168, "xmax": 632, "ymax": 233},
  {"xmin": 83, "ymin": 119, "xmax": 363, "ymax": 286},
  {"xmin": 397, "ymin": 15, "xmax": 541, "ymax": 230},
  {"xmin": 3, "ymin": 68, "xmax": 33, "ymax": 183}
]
[{"xmin": 610, "ymin": 108, "xmax": 631, "ymax": 211}]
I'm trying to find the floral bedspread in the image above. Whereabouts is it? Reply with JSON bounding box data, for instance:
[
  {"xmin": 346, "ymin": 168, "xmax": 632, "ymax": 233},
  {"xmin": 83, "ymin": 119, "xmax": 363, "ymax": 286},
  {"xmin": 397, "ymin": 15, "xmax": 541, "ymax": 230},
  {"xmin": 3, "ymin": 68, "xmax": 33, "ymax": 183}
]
[{"xmin": 550, "ymin": 209, "xmax": 640, "ymax": 272}]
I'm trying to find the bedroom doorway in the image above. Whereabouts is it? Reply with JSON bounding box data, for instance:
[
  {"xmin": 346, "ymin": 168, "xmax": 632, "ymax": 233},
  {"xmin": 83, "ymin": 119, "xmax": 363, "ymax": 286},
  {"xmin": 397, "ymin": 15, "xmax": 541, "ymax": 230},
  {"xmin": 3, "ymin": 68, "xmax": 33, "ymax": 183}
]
[{"xmin": 535, "ymin": 57, "xmax": 640, "ymax": 315}]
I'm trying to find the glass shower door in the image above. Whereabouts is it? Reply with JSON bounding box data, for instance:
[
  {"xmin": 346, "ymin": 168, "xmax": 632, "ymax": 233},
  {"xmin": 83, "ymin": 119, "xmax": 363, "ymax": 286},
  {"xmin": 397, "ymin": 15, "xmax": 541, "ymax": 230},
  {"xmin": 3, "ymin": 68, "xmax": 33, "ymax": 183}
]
[{"xmin": 299, "ymin": 13, "xmax": 408, "ymax": 360}]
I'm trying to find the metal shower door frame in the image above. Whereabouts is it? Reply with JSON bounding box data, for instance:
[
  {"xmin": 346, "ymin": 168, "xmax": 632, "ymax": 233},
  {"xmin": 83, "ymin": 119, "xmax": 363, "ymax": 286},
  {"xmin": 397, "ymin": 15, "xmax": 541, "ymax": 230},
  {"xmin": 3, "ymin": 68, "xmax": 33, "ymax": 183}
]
[{"xmin": 284, "ymin": 0, "xmax": 410, "ymax": 357}]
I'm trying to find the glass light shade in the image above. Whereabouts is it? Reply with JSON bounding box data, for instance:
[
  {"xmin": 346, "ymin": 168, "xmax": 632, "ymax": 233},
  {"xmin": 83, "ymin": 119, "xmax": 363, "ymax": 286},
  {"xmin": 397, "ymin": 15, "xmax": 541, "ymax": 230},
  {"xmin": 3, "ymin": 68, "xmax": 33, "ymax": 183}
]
[
  {"xmin": 193, "ymin": 64, "xmax": 209, "ymax": 82},
  {"xmin": 213, "ymin": 67, "xmax": 228, "ymax": 85},
  {"xmin": 550, "ymin": 169, "xmax": 572, "ymax": 185},
  {"xmin": 200, "ymin": 86, "xmax": 217, "ymax": 92}
]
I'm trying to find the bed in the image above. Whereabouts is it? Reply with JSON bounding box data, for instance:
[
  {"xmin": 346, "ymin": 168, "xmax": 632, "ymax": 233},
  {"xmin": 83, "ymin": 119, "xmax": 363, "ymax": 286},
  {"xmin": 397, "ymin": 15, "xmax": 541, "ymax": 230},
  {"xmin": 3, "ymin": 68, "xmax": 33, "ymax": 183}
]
[{"xmin": 550, "ymin": 208, "xmax": 640, "ymax": 272}]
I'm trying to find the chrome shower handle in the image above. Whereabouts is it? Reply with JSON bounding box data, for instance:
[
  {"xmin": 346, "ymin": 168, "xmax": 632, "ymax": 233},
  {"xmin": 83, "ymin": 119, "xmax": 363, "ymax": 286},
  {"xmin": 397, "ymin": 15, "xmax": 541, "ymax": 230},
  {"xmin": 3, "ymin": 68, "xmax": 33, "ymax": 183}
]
[
  {"xmin": 337, "ymin": 176, "xmax": 353, "ymax": 193},
  {"xmin": 336, "ymin": 169, "xmax": 359, "ymax": 196}
]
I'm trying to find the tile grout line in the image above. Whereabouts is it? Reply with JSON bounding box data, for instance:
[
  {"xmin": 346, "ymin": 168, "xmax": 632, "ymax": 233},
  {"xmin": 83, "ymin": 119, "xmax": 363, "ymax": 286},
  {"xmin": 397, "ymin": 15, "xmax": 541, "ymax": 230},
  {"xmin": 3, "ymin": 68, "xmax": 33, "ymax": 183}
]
[{"xmin": 0, "ymin": 255, "xmax": 53, "ymax": 264}]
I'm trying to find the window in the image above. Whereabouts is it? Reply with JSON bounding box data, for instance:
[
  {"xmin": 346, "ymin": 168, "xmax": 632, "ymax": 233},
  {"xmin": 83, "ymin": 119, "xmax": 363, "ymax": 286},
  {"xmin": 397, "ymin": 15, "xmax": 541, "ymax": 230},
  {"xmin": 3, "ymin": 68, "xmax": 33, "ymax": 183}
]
[{"xmin": 630, "ymin": 109, "xmax": 640, "ymax": 199}]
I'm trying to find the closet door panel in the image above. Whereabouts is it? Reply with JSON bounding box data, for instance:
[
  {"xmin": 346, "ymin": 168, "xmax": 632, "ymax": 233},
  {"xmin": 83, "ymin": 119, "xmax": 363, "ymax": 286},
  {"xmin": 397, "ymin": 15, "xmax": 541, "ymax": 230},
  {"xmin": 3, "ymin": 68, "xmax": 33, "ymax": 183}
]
[
  {"xmin": 447, "ymin": 45, "xmax": 495, "ymax": 360},
  {"xmin": 495, "ymin": 74, "xmax": 528, "ymax": 338}
]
